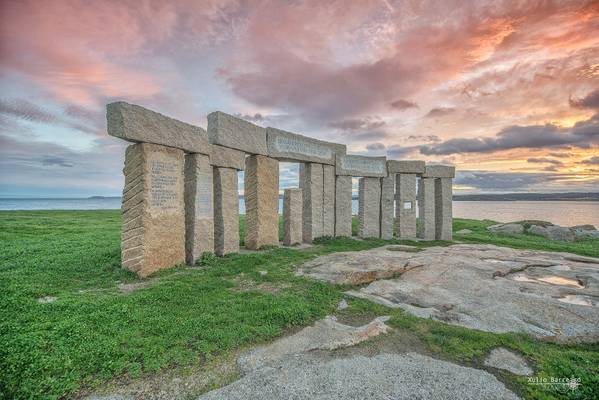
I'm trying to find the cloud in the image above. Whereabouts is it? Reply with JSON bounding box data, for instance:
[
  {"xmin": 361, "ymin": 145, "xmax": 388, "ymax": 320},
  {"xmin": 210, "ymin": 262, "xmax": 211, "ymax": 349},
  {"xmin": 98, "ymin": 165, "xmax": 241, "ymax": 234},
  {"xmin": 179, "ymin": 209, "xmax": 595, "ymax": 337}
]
[
  {"xmin": 41, "ymin": 156, "xmax": 74, "ymax": 167},
  {"xmin": 407, "ymin": 134, "xmax": 440, "ymax": 143},
  {"xmin": 547, "ymin": 152, "xmax": 571, "ymax": 158},
  {"xmin": 234, "ymin": 113, "xmax": 265, "ymax": 122},
  {"xmin": 579, "ymin": 156, "xmax": 599, "ymax": 165},
  {"xmin": 569, "ymin": 88, "xmax": 599, "ymax": 110},
  {"xmin": 366, "ymin": 142, "xmax": 386, "ymax": 152},
  {"xmin": 0, "ymin": 99, "xmax": 57, "ymax": 124},
  {"xmin": 329, "ymin": 117, "xmax": 386, "ymax": 131},
  {"xmin": 424, "ymin": 107, "xmax": 456, "ymax": 118},
  {"xmin": 390, "ymin": 99, "xmax": 418, "ymax": 110},
  {"xmin": 526, "ymin": 157, "xmax": 563, "ymax": 165},
  {"xmin": 420, "ymin": 113, "xmax": 599, "ymax": 155},
  {"xmin": 454, "ymin": 170, "xmax": 599, "ymax": 192}
]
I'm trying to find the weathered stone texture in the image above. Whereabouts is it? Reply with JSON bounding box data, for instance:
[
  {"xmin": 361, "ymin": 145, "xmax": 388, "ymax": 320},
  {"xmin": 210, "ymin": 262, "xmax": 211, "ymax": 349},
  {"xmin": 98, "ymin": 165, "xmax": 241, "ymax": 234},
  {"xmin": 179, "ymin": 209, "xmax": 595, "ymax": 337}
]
[
  {"xmin": 266, "ymin": 127, "xmax": 346, "ymax": 165},
  {"xmin": 418, "ymin": 177, "xmax": 436, "ymax": 240},
  {"xmin": 213, "ymin": 167, "xmax": 240, "ymax": 255},
  {"xmin": 396, "ymin": 174, "xmax": 417, "ymax": 239},
  {"xmin": 283, "ymin": 189, "xmax": 303, "ymax": 245},
  {"xmin": 334, "ymin": 175, "xmax": 352, "ymax": 237},
  {"xmin": 210, "ymin": 144, "xmax": 246, "ymax": 170},
  {"xmin": 121, "ymin": 143, "xmax": 185, "ymax": 277},
  {"xmin": 322, "ymin": 165, "xmax": 336, "ymax": 236},
  {"xmin": 300, "ymin": 163, "xmax": 324, "ymax": 242},
  {"xmin": 244, "ymin": 155, "xmax": 280, "ymax": 249},
  {"xmin": 336, "ymin": 155, "xmax": 387, "ymax": 177},
  {"xmin": 423, "ymin": 165, "xmax": 455, "ymax": 178},
  {"xmin": 107, "ymin": 102, "xmax": 209, "ymax": 154},
  {"xmin": 435, "ymin": 178, "xmax": 453, "ymax": 241},
  {"xmin": 380, "ymin": 175, "xmax": 395, "ymax": 239},
  {"xmin": 207, "ymin": 111, "xmax": 267, "ymax": 155},
  {"xmin": 358, "ymin": 177, "xmax": 381, "ymax": 238},
  {"xmin": 184, "ymin": 153, "xmax": 214, "ymax": 265},
  {"xmin": 387, "ymin": 160, "xmax": 425, "ymax": 174}
]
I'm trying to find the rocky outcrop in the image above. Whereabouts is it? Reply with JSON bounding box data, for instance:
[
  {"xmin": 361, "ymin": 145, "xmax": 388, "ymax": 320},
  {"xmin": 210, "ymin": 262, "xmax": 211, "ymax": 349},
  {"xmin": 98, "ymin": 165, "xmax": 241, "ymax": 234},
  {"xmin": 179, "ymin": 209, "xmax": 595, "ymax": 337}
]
[
  {"xmin": 484, "ymin": 348, "xmax": 533, "ymax": 376},
  {"xmin": 487, "ymin": 221, "xmax": 599, "ymax": 242},
  {"xmin": 487, "ymin": 223, "xmax": 524, "ymax": 235}
]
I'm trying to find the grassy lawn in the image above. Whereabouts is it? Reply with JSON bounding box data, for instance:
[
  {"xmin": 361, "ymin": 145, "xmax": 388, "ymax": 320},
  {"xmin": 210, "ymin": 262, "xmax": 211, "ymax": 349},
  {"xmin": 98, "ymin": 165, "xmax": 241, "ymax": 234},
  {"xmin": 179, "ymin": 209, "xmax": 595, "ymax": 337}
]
[{"xmin": 1, "ymin": 210, "xmax": 598, "ymax": 399}]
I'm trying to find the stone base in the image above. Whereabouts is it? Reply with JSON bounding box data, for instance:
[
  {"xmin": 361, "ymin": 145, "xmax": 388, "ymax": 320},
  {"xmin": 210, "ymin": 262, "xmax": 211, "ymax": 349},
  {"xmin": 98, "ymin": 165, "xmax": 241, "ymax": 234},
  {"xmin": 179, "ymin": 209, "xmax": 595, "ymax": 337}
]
[{"xmin": 245, "ymin": 155, "xmax": 279, "ymax": 249}]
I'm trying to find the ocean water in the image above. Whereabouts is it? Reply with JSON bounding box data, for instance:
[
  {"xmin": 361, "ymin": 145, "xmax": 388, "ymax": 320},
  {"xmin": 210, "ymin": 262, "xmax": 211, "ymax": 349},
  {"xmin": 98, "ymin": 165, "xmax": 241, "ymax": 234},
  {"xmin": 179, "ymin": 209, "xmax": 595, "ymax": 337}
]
[{"xmin": 2, "ymin": 198, "xmax": 598, "ymax": 227}]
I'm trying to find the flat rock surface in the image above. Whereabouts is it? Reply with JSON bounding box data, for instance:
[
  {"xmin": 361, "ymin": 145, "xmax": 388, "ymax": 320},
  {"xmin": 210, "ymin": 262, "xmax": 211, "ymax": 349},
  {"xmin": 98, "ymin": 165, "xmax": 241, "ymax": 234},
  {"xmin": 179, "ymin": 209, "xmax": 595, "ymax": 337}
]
[
  {"xmin": 199, "ymin": 352, "xmax": 519, "ymax": 400},
  {"xmin": 300, "ymin": 244, "xmax": 599, "ymax": 340},
  {"xmin": 484, "ymin": 348, "xmax": 533, "ymax": 376},
  {"xmin": 237, "ymin": 316, "xmax": 391, "ymax": 373}
]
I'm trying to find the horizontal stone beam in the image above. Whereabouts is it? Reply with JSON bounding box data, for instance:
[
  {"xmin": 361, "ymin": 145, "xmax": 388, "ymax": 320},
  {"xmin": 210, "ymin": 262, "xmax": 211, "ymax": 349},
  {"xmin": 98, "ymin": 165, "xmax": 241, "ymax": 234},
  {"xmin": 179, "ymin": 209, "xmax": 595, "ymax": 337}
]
[
  {"xmin": 107, "ymin": 102, "xmax": 209, "ymax": 154},
  {"xmin": 336, "ymin": 155, "xmax": 387, "ymax": 177},
  {"xmin": 423, "ymin": 165, "xmax": 456, "ymax": 178},
  {"xmin": 266, "ymin": 127, "xmax": 346, "ymax": 165},
  {"xmin": 207, "ymin": 111, "xmax": 267, "ymax": 155},
  {"xmin": 209, "ymin": 144, "xmax": 246, "ymax": 170},
  {"xmin": 387, "ymin": 160, "xmax": 425, "ymax": 174}
]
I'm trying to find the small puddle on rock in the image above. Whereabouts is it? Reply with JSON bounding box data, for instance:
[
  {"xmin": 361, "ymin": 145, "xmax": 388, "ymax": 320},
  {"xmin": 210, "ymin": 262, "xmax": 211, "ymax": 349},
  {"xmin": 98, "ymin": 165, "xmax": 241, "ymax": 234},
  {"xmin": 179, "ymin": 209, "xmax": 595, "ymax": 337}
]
[
  {"xmin": 510, "ymin": 274, "xmax": 584, "ymax": 288},
  {"xmin": 557, "ymin": 295, "xmax": 597, "ymax": 307}
]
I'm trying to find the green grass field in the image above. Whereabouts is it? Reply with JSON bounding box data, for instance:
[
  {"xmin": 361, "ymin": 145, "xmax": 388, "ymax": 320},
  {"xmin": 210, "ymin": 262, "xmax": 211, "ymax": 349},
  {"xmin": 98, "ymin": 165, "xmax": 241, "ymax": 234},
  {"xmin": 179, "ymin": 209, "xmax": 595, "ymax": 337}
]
[{"xmin": 1, "ymin": 210, "xmax": 597, "ymax": 399}]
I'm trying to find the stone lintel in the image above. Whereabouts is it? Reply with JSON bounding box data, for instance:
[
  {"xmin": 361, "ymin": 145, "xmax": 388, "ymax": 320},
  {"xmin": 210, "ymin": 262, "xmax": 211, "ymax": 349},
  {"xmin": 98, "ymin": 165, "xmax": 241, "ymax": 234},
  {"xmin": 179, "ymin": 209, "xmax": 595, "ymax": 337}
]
[
  {"xmin": 209, "ymin": 144, "xmax": 246, "ymax": 170},
  {"xmin": 387, "ymin": 160, "xmax": 425, "ymax": 174},
  {"xmin": 107, "ymin": 102, "xmax": 209, "ymax": 154},
  {"xmin": 266, "ymin": 127, "xmax": 346, "ymax": 165},
  {"xmin": 207, "ymin": 111, "xmax": 267, "ymax": 155},
  {"xmin": 423, "ymin": 165, "xmax": 456, "ymax": 178},
  {"xmin": 336, "ymin": 155, "xmax": 387, "ymax": 177}
]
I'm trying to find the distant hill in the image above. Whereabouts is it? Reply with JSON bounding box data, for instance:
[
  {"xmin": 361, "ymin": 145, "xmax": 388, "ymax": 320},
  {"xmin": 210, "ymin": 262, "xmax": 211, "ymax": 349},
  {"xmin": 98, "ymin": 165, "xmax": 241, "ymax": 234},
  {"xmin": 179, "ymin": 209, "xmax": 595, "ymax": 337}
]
[{"xmin": 453, "ymin": 192, "xmax": 599, "ymax": 201}]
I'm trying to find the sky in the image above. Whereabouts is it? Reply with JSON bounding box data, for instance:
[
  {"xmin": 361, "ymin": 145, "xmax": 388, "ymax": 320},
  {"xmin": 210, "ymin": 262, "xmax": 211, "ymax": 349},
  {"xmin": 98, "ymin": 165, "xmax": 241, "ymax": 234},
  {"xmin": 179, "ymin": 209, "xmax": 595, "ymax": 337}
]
[{"xmin": 0, "ymin": 0, "xmax": 598, "ymax": 197}]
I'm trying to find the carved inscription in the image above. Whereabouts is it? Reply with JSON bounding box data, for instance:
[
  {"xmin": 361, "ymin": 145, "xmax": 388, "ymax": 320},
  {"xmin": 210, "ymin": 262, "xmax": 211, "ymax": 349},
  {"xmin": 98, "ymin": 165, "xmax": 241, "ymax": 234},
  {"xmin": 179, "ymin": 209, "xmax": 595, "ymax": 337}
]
[
  {"xmin": 196, "ymin": 169, "xmax": 213, "ymax": 218},
  {"xmin": 341, "ymin": 157, "xmax": 385, "ymax": 174},
  {"xmin": 275, "ymin": 135, "xmax": 332, "ymax": 159},
  {"xmin": 150, "ymin": 160, "xmax": 179, "ymax": 210}
]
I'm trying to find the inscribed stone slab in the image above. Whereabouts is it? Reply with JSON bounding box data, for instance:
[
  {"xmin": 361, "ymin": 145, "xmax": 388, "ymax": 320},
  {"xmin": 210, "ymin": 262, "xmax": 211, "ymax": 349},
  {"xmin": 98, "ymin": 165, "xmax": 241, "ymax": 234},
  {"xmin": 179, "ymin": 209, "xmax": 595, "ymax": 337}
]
[
  {"xmin": 380, "ymin": 175, "xmax": 395, "ymax": 239},
  {"xmin": 435, "ymin": 178, "xmax": 453, "ymax": 241},
  {"xmin": 358, "ymin": 177, "xmax": 381, "ymax": 238},
  {"xmin": 121, "ymin": 143, "xmax": 185, "ymax": 277},
  {"xmin": 213, "ymin": 167, "xmax": 240, "ymax": 255},
  {"xmin": 300, "ymin": 163, "xmax": 324, "ymax": 242},
  {"xmin": 322, "ymin": 165, "xmax": 336, "ymax": 236},
  {"xmin": 336, "ymin": 155, "xmax": 387, "ymax": 177},
  {"xmin": 418, "ymin": 177, "xmax": 436, "ymax": 240},
  {"xmin": 266, "ymin": 127, "xmax": 346, "ymax": 165},
  {"xmin": 184, "ymin": 153, "xmax": 214, "ymax": 265},
  {"xmin": 396, "ymin": 174, "xmax": 417, "ymax": 239},
  {"xmin": 244, "ymin": 155, "xmax": 279, "ymax": 249},
  {"xmin": 207, "ymin": 111, "xmax": 267, "ymax": 155},
  {"xmin": 107, "ymin": 102, "xmax": 209, "ymax": 154},
  {"xmin": 387, "ymin": 160, "xmax": 425, "ymax": 174},
  {"xmin": 283, "ymin": 188, "xmax": 303, "ymax": 246},
  {"xmin": 334, "ymin": 175, "xmax": 353, "ymax": 237}
]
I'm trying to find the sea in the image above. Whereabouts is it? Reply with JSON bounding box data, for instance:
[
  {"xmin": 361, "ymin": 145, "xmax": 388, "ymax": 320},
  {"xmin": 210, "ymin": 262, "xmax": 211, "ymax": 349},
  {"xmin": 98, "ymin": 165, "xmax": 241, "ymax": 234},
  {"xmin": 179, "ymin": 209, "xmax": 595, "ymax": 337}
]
[{"xmin": 1, "ymin": 198, "xmax": 599, "ymax": 227}]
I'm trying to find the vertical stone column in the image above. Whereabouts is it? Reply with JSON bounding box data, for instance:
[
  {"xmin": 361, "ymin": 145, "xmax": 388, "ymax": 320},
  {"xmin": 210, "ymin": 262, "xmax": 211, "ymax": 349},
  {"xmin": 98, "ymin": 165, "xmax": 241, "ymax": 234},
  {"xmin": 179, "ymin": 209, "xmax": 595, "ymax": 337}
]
[
  {"xmin": 244, "ymin": 155, "xmax": 279, "ymax": 249},
  {"xmin": 322, "ymin": 165, "xmax": 336, "ymax": 236},
  {"xmin": 213, "ymin": 167, "xmax": 240, "ymax": 255},
  {"xmin": 184, "ymin": 153, "xmax": 214, "ymax": 264},
  {"xmin": 121, "ymin": 143, "xmax": 185, "ymax": 277},
  {"xmin": 300, "ymin": 163, "xmax": 324, "ymax": 242},
  {"xmin": 380, "ymin": 175, "xmax": 395, "ymax": 239},
  {"xmin": 358, "ymin": 177, "xmax": 381, "ymax": 238},
  {"xmin": 435, "ymin": 178, "xmax": 453, "ymax": 241},
  {"xmin": 417, "ymin": 177, "xmax": 436, "ymax": 240},
  {"xmin": 396, "ymin": 174, "xmax": 417, "ymax": 239},
  {"xmin": 283, "ymin": 188, "xmax": 303, "ymax": 245},
  {"xmin": 334, "ymin": 175, "xmax": 353, "ymax": 237}
]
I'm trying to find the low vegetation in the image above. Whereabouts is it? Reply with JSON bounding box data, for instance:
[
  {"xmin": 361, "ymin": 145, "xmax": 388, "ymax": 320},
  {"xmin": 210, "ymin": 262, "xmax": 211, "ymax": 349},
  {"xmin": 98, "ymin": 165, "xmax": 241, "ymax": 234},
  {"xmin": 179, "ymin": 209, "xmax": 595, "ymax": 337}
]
[{"xmin": 1, "ymin": 210, "xmax": 597, "ymax": 399}]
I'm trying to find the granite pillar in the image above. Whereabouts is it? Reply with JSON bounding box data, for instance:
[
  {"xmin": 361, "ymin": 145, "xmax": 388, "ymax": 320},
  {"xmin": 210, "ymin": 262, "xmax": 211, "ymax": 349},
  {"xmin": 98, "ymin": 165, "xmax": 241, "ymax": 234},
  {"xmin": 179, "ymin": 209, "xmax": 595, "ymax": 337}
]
[
  {"xmin": 395, "ymin": 174, "xmax": 418, "ymax": 239},
  {"xmin": 213, "ymin": 167, "xmax": 240, "ymax": 255},
  {"xmin": 358, "ymin": 177, "xmax": 381, "ymax": 238},
  {"xmin": 184, "ymin": 153, "xmax": 214, "ymax": 264},
  {"xmin": 322, "ymin": 165, "xmax": 336, "ymax": 236},
  {"xmin": 380, "ymin": 175, "xmax": 395, "ymax": 239},
  {"xmin": 244, "ymin": 155, "xmax": 279, "ymax": 249},
  {"xmin": 300, "ymin": 163, "xmax": 324, "ymax": 242},
  {"xmin": 121, "ymin": 143, "xmax": 185, "ymax": 277},
  {"xmin": 435, "ymin": 178, "xmax": 453, "ymax": 241},
  {"xmin": 417, "ymin": 177, "xmax": 436, "ymax": 240},
  {"xmin": 283, "ymin": 188, "xmax": 303, "ymax": 245},
  {"xmin": 334, "ymin": 175, "xmax": 353, "ymax": 237}
]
